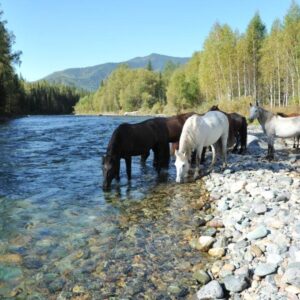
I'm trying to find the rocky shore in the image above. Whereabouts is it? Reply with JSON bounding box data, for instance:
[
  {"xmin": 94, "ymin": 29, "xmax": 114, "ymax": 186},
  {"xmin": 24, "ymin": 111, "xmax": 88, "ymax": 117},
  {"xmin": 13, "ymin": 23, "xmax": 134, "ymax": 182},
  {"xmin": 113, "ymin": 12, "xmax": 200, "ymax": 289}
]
[{"xmin": 192, "ymin": 125, "xmax": 300, "ymax": 299}]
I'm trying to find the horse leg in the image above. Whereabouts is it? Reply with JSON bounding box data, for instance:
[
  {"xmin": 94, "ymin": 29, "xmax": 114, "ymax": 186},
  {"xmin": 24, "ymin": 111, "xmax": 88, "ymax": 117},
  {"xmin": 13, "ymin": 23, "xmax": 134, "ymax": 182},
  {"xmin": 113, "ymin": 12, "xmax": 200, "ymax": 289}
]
[
  {"xmin": 207, "ymin": 144, "xmax": 216, "ymax": 172},
  {"xmin": 238, "ymin": 121, "xmax": 247, "ymax": 154},
  {"xmin": 194, "ymin": 146, "xmax": 203, "ymax": 180},
  {"xmin": 266, "ymin": 136, "xmax": 275, "ymax": 160},
  {"xmin": 200, "ymin": 147, "xmax": 206, "ymax": 164},
  {"xmin": 141, "ymin": 151, "xmax": 150, "ymax": 166},
  {"xmin": 115, "ymin": 158, "xmax": 120, "ymax": 181},
  {"xmin": 162, "ymin": 142, "xmax": 170, "ymax": 169},
  {"xmin": 221, "ymin": 133, "xmax": 228, "ymax": 169},
  {"xmin": 232, "ymin": 133, "xmax": 239, "ymax": 153},
  {"xmin": 125, "ymin": 157, "xmax": 132, "ymax": 180},
  {"xmin": 153, "ymin": 146, "xmax": 161, "ymax": 173}
]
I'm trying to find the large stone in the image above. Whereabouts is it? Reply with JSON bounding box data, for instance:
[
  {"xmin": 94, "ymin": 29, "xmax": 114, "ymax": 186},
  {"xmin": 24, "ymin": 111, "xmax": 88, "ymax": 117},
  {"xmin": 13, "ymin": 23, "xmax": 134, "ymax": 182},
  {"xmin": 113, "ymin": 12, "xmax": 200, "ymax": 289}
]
[
  {"xmin": 253, "ymin": 203, "xmax": 267, "ymax": 214},
  {"xmin": 246, "ymin": 225, "xmax": 268, "ymax": 241},
  {"xmin": 254, "ymin": 263, "xmax": 278, "ymax": 277},
  {"xmin": 261, "ymin": 190, "xmax": 276, "ymax": 201},
  {"xmin": 230, "ymin": 181, "xmax": 246, "ymax": 194},
  {"xmin": 223, "ymin": 274, "xmax": 249, "ymax": 292},
  {"xmin": 275, "ymin": 192, "xmax": 290, "ymax": 202},
  {"xmin": 197, "ymin": 236, "xmax": 215, "ymax": 251},
  {"xmin": 193, "ymin": 270, "xmax": 211, "ymax": 285},
  {"xmin": 282, "ymin": 267, "xmax": 300, "ymax": 287},
  {"xmin": 208, "ymin": 247, "xmax": 225, "ymax": 258},
  {"xmin": 196, "ymin": 280, "xmax": 224, "ymax": 299}
]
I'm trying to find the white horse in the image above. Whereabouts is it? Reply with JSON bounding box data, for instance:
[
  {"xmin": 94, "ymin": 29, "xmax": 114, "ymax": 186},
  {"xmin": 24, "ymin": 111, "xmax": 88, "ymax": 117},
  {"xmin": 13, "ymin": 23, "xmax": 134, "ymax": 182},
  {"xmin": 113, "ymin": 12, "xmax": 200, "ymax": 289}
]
[
  {"xmin": 175, "ymin": 111, "xmax": 229, "ymax": 183},
  {"xmin": 249, "ymin": 102, "xmax": 300, "ymax": 159}
]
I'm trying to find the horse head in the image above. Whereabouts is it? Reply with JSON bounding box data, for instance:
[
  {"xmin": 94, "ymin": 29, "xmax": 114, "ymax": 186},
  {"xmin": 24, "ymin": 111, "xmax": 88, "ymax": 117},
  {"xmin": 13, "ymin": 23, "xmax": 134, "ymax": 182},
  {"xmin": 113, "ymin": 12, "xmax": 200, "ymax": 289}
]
[
  {"xmin": 102, "ymin": 154, "xmax": 118, "ymax": 190},
  {"xmin": 174, "ymin": 150, "xmax": 190, "ymax": 183},
  {"xmin": 249, "ymin": 102, "xmax": 260, "ymax": 123}
]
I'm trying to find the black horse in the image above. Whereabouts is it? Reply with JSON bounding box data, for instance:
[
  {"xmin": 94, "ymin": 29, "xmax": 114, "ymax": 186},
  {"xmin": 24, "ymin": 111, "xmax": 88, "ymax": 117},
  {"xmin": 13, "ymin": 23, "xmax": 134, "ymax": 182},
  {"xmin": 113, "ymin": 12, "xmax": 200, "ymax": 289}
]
[
  {"xmin": 102, "ymin": 117, "xmax": 170, "ymax": 190},
  {"xmin": 209, "ymin": 105, "xmax": 247, "ymax": 154}
]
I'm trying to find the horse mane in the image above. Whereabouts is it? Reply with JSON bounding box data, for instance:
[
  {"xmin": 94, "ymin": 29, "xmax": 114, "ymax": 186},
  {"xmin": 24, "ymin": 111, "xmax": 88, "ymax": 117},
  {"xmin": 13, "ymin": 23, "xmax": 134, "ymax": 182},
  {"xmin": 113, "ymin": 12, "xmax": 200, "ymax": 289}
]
[{"xmin": 178, "ymin": 117, "xmax": 197, "ymax": 157}]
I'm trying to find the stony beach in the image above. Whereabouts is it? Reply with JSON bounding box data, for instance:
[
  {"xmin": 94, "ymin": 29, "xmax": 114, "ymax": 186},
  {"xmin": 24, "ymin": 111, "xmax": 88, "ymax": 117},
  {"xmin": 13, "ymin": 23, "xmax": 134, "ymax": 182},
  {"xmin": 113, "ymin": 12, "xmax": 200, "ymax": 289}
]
[{"xmin": 193, "ymin": 125, "xmax": 300, "ymax": 300}]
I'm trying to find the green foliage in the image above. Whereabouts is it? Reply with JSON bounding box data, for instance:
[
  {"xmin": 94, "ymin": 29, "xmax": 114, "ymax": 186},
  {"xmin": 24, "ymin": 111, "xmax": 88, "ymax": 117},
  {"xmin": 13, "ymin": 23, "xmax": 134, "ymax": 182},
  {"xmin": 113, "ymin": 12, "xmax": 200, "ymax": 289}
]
[
  {"xmin": 75, "ymin": 65, "xmax": 166, "ymax": 114},
  {"xmin": 0, "ymin": 9, "xmax": 23, "ymax": 115},
  {"xmin": 22, "ymin": 81, "xmax": 87, "ymax": 114},
  {"xmin": 166, "ymin": 54, "xmax": 202, "ymax": 112}
]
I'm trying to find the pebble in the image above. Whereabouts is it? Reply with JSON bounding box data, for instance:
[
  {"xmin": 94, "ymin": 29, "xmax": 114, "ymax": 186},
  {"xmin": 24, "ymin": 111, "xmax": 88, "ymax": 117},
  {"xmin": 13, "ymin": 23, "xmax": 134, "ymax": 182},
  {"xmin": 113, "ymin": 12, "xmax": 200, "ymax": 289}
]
[
  {"xmin": 193, "ymin": 270, "xmax": 211, "ymax": 285},
  {"xmin": 196, "ymin": 280, "xmax": 224, "ymax": 299},
  {"xmin": 282, "ymin": 266, "xmax": 300, "ymax": 287},
  {"xmin": 208, "ymin": 247, "xmax": 225, "ymax": 258},
  {"xmin": 246, "ymin": 225, "xmax": 268, "ymax": 241},
  {"xmin": 201, "ymin": 126, "xmax": 300, "ymax": 299},
  {"xmin": 254, "ymin": 263, "xmax": 278, "ymax": 277},
  {"xmin": 223, "ymin": 274, "xmax": 249, "ymax": 292},
  {"xmin": 197, "ymin": 236, "xmax": 215, "ymax": 251}
]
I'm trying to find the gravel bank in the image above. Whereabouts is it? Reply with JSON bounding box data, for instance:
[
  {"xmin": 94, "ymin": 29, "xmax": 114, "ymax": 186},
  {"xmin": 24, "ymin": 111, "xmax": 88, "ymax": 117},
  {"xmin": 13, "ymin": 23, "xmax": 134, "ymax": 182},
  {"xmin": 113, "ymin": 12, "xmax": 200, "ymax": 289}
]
[{"xmin": 194, "ymin": 125, "xmax": 300, "ymax": 300}]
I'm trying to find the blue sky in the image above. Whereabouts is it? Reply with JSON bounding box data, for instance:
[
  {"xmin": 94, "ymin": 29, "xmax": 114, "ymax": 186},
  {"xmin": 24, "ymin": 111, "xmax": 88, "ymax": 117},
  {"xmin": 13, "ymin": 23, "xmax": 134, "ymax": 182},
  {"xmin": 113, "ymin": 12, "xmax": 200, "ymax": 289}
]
[{"xmin": 1, "ymin": 0, "xmax": 293, "ymax": 81}]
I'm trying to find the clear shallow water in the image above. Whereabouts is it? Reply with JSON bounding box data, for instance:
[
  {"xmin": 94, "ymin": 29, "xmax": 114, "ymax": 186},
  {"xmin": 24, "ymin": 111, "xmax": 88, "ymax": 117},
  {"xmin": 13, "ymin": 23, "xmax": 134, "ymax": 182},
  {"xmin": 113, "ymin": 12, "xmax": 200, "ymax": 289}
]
[{"xmin": 0, "ymin": 115, "xmax": 210, "ymax": 299}]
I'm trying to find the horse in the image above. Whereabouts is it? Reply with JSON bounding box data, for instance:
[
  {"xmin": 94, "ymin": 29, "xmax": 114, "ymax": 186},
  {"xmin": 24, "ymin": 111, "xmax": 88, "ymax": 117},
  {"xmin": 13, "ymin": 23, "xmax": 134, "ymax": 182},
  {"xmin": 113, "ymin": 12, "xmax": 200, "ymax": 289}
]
[
  {"xmin": 102, "ymin": 117, "xmax": 170, "ymax": 190},
  {"xmin": 166, "ymin": 112, "xmax": 196, "ymax": 143},
  {"xmin": 209, "ymin": 105, "xmax": 247, "ymax": 154},
  {"xmin": 277, "ymin": 112, "xmax": 300, "ymax": 149},
  {"xmin": 175, "ymin": 111, "xmax": 229, "ymax": 183},
  {"xmin": 249, "ymin": 102, "xmax": 300, "ymax": 160}
]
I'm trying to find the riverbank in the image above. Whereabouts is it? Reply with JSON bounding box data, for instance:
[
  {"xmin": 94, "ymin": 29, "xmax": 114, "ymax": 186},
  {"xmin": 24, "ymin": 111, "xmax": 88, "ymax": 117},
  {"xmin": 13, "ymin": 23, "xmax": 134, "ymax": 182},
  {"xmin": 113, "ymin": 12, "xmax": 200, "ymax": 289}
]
[{"xmin": 193, "ymin": 125, "xmax": 300, "ymax": 299}]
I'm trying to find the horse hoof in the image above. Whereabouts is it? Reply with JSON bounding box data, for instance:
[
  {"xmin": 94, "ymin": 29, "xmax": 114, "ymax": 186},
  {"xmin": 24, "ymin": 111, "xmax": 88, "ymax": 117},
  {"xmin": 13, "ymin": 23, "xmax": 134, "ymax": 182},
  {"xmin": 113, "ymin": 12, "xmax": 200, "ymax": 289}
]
[
  {"xmin": 264, "ymin": 155, "xmax": 274, "ymax": 161},
  {"xmin": 193, "ymin": 173, "xmax": 201, "ymax": 180}
]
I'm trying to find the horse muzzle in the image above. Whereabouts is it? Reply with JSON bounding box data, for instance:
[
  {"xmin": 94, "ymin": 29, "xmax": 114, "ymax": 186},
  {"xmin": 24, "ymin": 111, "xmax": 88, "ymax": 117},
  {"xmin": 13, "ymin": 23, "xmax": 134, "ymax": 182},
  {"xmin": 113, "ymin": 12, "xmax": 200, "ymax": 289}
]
[
  {"xmin": 102, "ymin": 180, "xmax": 111, "ymax": 191},
  {"xmin": 176, "ymin": 177, "xmax": 184, "ymax": 184}
]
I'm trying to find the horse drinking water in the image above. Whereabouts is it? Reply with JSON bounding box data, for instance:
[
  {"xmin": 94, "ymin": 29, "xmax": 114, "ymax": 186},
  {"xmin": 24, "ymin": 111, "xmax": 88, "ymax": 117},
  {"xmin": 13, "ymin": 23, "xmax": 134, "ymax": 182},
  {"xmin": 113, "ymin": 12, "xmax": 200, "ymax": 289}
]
[
  {"xmin": 175, "ymin": 111, "xmax": 229, "ymax": 183},
  {"xmin": 249, "ymin": 102, "xmax": 300, "ymax": 160},
  {"xmin": 102, "ymin": 117, "xmax": 170, "ymax": 190}
]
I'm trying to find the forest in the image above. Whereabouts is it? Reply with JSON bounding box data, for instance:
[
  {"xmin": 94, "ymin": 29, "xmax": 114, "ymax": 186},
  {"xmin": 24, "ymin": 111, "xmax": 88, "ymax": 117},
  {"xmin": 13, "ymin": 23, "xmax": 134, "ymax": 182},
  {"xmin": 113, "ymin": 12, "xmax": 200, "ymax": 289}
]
[
  {"xmin": 1, "ymin": 2, "xmax": 300, "ymax": 117},
  {"xmin": 75, "ymin": 1, "xmax": 300, "ymax": 115}
]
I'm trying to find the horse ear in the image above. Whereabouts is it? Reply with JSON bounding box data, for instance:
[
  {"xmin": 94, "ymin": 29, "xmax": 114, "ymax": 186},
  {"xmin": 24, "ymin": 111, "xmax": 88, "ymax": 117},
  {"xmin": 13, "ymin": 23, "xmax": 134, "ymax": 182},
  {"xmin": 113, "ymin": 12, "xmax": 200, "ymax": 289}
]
[{"xmin": 249, "ymin": 103, "xmax": 252, "ymax": 107}]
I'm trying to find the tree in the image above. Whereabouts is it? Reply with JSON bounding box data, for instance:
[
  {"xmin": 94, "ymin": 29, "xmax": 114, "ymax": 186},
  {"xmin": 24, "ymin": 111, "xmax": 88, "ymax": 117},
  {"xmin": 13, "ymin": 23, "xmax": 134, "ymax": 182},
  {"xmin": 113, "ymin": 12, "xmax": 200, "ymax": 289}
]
[
  {"xmin": 245, "ymin": 12, "xmax": 266, "ymax": 100},
  {"xmin": 0, "ymin": 9, "xmax": 23, "ymax": 115},
  {"xmin": 146, "ymin": 59, "xmax": 153, "ymax": 71}
]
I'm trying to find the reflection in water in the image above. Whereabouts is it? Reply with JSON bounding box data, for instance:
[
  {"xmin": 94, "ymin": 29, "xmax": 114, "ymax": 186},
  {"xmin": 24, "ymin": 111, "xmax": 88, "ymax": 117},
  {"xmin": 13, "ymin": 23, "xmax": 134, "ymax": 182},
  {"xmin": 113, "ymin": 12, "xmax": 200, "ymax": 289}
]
[{"xmin": 0, "ymin": 116, "xmax": 211, "ymax": 299}]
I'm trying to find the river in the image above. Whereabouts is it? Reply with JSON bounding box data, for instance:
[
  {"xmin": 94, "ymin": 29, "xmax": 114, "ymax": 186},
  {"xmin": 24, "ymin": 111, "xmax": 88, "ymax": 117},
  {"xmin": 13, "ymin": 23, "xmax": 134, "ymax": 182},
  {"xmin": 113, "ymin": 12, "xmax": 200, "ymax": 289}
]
[{"xmin": 0, "ymin": 115, "xmax": 211, "ymax": 299}]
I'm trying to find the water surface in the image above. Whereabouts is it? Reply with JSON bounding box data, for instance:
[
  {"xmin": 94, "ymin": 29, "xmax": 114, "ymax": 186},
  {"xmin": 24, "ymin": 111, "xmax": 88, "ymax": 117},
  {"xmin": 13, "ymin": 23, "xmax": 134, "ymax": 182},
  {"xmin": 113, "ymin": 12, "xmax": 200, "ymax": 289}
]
[{"xmin": 0, "ymin": 115, "xmax": 210, "ymax": 299}]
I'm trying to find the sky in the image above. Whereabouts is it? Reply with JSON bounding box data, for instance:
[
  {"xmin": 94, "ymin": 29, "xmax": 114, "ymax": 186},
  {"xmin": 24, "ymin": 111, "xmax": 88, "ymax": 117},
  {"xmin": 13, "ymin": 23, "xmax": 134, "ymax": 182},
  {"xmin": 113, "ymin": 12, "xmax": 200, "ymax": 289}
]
[{"xmin": 0, "ymin": 0, "xmax": 294, "ymax": 81}]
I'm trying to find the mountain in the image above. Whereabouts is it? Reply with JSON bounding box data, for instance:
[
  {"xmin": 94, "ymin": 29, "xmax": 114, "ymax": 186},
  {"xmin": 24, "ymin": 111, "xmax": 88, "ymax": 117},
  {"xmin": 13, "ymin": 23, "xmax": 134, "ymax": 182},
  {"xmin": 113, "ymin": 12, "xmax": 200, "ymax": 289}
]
[{"xmin": 42, "ymin": 53, "xmax": 190, "ymax": 91}]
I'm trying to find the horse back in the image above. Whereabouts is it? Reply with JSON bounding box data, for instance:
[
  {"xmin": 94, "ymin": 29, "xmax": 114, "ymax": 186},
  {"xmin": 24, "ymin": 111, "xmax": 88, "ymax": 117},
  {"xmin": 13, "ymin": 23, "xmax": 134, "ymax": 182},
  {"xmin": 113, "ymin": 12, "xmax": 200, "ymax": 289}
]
[{"xmin": 106, "ymin": 118, "xmax": 169, "ymax": 157}]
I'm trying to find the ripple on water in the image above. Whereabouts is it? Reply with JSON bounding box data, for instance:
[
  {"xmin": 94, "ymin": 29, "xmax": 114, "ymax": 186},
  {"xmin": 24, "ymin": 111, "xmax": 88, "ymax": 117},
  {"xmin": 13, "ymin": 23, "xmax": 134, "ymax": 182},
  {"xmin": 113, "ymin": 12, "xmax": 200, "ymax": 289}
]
[{"xmin": 0, "ymin": 116, "xmax": 212, "ymax": 298}]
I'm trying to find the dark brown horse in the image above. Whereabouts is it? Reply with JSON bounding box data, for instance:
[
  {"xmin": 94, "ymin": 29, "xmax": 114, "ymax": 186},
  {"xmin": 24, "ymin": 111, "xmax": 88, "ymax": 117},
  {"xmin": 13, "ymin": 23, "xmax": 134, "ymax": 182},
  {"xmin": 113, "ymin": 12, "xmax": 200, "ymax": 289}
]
[
  {"xmin": 209, "ymin": 105, "xmax": 247, "ymax": 154},
  {"xmin": 277, "ymin": 112, "xmax": 300, "ymax": 149},
  {"xmin": 167, "ymin": 112, "xmax": 197, "ymax": 155},
  {"xmin": 102, "ymin": 117, "xmax": 170, "ymax": 190}
]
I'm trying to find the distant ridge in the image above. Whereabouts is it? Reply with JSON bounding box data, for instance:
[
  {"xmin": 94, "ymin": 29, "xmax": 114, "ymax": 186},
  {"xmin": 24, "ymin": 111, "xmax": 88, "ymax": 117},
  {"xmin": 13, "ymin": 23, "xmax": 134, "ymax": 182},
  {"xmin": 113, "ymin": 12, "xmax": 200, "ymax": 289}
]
[{"xmin": 42, "ymin": 53, "xmax": 190, "ymax": 91}]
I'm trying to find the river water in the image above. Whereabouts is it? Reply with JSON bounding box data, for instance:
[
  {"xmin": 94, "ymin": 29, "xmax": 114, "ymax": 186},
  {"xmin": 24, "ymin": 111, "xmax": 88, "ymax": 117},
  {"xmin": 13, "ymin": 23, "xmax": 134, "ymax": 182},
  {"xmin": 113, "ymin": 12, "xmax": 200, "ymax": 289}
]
[{"xmin": 0, "ymin": 115, "xmax": 211, "ymax": 299}]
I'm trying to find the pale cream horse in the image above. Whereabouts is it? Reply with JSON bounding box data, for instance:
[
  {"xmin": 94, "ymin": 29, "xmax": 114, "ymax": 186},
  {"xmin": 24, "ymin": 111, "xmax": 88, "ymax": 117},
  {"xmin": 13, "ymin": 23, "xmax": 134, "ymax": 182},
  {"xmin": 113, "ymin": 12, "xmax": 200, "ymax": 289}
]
[{"xmin": 249, "ymin": 102, "xmax": 300, "ymax": 160}]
